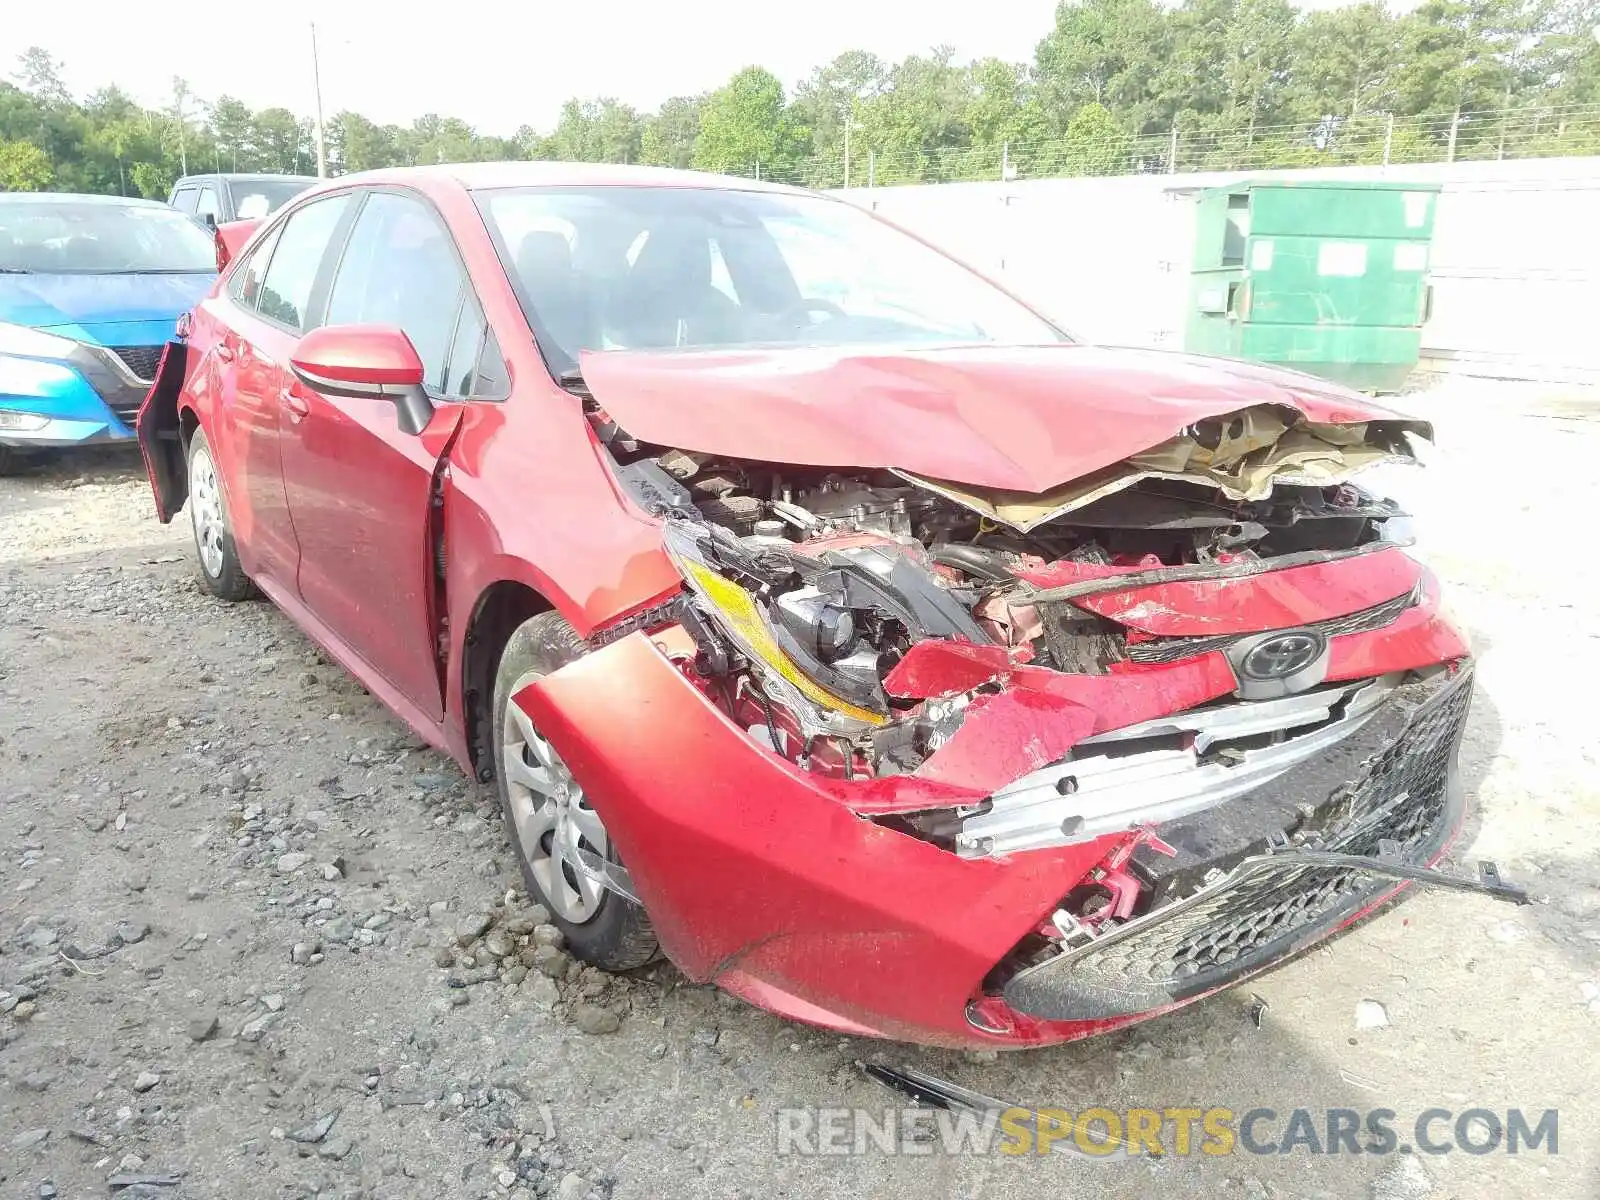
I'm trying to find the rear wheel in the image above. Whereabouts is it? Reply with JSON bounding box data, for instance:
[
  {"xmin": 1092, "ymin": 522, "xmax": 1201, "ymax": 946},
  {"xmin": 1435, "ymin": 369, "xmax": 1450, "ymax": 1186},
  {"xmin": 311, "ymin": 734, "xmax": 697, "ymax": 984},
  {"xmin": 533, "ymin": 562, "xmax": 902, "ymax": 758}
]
[
  {"xmin": 492, "ymin": 611, "xmax": 659, "ymax": 971},
  {"xmin": 187, "ymin": 427, "xmax": 255, "ymax": 601}
]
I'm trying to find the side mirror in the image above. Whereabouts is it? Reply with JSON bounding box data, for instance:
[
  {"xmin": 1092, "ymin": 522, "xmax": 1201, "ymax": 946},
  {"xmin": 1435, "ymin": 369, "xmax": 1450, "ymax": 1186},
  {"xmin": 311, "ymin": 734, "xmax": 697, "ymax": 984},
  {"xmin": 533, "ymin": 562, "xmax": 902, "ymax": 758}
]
[
  {"xmin": 201, "ymin": 212, "xmax": 218, "ymax": 230},
  {"xmin": 289, "ymin": 325, "xmax": 434, "ymax": 435}
]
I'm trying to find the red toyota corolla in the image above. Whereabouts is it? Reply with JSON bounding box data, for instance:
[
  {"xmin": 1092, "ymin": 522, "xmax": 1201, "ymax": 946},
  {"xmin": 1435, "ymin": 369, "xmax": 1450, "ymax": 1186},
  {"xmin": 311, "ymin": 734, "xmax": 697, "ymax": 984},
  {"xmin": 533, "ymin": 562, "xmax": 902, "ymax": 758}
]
[{"xmin": 137, "ymin": 163, "xmax": 1520, "ymax": 1049}]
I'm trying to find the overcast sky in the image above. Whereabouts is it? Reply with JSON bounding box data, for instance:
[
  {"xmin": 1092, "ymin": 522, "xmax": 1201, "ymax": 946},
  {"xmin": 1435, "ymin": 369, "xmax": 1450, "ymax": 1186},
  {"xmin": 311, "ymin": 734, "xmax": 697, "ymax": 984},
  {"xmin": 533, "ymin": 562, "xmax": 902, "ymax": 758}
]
[{"xmin": 9, "ymin": 0, "xmax": 1071, "ymax": 132}]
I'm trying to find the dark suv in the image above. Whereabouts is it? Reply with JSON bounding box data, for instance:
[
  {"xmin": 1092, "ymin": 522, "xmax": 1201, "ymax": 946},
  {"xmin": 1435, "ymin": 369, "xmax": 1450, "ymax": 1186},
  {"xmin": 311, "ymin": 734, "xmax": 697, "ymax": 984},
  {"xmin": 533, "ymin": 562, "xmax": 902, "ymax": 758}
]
[{"xmin": 168, "ymin": 173, "xmax": 318, "ymax": 227}]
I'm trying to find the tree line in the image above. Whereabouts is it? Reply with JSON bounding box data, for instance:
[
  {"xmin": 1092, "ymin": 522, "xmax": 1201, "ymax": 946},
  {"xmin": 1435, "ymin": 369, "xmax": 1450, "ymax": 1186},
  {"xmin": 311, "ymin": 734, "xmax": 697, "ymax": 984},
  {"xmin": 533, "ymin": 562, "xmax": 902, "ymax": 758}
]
[{"xmin": 2, "ymin": 0, "xmax": 1597, "ymax": 196}]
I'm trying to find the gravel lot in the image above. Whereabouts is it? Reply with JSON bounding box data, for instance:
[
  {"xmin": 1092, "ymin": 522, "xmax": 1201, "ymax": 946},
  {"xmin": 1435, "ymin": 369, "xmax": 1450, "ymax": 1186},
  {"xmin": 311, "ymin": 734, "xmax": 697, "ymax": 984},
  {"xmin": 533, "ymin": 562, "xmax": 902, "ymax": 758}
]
[{"xmin": 2, "ymin": 378, "xmax": 1597, "ymax": 1200}]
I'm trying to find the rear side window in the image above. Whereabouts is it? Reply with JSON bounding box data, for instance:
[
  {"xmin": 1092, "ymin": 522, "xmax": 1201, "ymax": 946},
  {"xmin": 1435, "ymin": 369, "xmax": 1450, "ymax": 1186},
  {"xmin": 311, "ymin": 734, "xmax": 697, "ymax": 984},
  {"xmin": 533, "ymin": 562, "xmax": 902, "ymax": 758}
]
[
  {"xmin": 256, "ymin": 194, "xmax": 353, "ymax": 332},
  {"xmin": 326, "ymin": 191, "xmax": 485, "ymax": 396},
  {"xmin": 228, "ymin": 223, "xmax": 284, "ymax": 310}
]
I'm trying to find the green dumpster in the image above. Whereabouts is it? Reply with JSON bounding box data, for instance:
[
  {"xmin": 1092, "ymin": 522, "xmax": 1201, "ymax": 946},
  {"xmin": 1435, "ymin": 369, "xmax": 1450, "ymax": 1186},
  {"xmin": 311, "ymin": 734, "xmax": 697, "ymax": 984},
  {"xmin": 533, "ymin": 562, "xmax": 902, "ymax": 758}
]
[{"xmin": 1183, "ymin": 180, "xmax": 1440, "ymax": 393}]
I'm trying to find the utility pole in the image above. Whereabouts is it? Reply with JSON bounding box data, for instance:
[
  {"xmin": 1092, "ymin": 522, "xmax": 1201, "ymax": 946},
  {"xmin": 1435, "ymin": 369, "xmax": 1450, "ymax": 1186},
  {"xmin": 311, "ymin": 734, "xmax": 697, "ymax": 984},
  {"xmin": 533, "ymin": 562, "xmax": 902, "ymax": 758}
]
[
  {"xmin": 1167, "ymin": 124, "xmax": 1178, "ymax": 174},
  {"xmin": 1382, "ymin": 112, "xmax": 1394, "ymax": 166},
  {"xmin": 843, "ymin": 121, "xmax": 851, "ymax": 189},
  {"xmin": 1496, "ymin": 83, "xmax": 1512, "ymax": 160},
  {"xmin": 173, "ymin": 78, "xmax": 189, "ymax": 176},
  {"xmin": 310, "ymin": 21, "xmax": 328, "ymax": 177},
  {"xmin": 867, "ymin": 149, "xmax": 876, "ymax": 189}
]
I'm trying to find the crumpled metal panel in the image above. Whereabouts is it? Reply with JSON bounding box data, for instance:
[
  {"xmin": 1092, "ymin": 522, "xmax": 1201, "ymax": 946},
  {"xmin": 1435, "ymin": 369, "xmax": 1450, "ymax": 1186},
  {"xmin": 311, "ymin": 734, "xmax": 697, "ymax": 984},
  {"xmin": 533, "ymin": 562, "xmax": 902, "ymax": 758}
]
[
  {"xmin": 1003, "ymin": 666, "xmax": 1473, "ymax": 1021},
  {"xmin": 1125, "ymin": 585, "xmax": 1419, "ymax": 663},
  {"xmin": 579, "ymin": 343, "xmax": 1425, "ymax": 495}
]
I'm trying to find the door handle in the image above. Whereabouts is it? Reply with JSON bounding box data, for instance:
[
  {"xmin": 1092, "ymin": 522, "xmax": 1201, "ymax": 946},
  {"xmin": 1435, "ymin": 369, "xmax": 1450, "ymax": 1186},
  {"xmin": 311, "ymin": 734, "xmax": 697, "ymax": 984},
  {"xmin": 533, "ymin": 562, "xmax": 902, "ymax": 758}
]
[
  {"xmin": 214, "ymin": 343, "xmax": 234, "ymax": 363},
  {"xmin": 280, "ymin": 388, "xmax": 311, "ymax": 422}
]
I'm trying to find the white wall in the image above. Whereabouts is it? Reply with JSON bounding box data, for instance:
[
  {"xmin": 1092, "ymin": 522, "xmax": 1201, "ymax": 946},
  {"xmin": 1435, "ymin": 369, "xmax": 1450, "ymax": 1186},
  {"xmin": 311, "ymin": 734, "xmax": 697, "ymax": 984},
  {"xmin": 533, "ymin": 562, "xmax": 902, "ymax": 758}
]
[{"xmin": 836, "ymin": 156, "xmax": 1600, "ymax": 384}]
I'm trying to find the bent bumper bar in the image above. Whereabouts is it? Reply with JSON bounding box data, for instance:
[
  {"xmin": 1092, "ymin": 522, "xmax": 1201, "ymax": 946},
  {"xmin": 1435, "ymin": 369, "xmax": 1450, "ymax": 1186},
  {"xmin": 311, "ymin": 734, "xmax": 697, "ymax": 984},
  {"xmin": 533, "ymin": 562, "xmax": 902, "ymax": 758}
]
[
  {"xmin": 1003, "ymin": 666, "xmax": 1475, "ymax": 1022},
  {"xmin": 958, "ymin": 675, "xmax": 1400, "ymax": 856}
]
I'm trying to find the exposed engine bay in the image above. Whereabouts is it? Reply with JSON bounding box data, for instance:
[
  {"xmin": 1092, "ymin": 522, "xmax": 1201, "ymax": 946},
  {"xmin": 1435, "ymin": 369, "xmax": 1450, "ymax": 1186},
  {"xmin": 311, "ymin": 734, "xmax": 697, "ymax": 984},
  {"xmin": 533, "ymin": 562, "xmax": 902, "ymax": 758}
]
[{"xmin": 600, "ymin": 403, "xmax": 1424, "ymax": 782}]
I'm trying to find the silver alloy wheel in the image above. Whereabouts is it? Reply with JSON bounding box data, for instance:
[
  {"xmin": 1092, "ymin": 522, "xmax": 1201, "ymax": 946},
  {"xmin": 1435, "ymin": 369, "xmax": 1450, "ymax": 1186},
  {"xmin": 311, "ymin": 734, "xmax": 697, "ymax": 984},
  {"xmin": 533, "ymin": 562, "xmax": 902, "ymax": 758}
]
[
  {"xmin": 502, "ymin": 670, "xmax": 609, "ymax": 924},
  {"xmin": 189, "ymin": 443, "xmax": 226, "ymax": 579}
]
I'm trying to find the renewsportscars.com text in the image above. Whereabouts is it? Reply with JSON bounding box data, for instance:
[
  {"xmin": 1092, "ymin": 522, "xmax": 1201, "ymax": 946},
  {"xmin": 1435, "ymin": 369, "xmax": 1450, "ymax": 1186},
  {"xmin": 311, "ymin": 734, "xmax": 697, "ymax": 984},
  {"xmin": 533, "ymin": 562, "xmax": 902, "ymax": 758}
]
[{"xmin": 775, "ymin": 1106, "xmax": 1559, "ymax": 1158}]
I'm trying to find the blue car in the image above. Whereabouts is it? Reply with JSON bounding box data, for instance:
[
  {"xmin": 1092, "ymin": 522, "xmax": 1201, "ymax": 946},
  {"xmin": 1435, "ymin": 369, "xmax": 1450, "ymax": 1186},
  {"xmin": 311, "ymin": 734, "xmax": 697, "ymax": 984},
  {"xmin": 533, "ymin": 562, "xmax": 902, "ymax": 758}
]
[{"xmin": 0, "ymin": 193, "xmax": 217, "ymax": 473}]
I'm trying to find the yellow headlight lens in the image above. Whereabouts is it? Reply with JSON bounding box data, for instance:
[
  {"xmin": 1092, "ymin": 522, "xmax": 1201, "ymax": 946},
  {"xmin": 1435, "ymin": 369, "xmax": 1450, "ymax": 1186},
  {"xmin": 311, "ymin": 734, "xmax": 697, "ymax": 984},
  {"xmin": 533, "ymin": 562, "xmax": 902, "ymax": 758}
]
[{"xmin": 679, "ymin": 558, "xmax": 886, "ymax": 726}]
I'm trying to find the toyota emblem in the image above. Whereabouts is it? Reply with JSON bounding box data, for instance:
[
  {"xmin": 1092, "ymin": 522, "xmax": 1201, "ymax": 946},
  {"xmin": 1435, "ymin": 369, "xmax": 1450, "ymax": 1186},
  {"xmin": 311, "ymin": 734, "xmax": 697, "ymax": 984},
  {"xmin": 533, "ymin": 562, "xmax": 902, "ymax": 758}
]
[{"xmin": 1239, "ymin": 631, "xmax": 1327, "ymax": 681}]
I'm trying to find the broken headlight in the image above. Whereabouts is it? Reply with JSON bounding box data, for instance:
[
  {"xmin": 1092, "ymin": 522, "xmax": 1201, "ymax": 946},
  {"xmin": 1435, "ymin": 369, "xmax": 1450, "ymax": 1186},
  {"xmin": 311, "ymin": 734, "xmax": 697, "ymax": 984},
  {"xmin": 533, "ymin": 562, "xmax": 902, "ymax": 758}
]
[{"xmin": 662, "ymin": 520, "xmax": 888, "ymax": 732}]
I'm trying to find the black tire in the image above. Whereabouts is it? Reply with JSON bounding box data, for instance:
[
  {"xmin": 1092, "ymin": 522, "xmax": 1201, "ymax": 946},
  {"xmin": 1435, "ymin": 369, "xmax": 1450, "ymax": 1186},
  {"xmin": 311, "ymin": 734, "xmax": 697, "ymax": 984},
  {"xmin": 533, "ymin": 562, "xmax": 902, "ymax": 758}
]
[
  {"xmin": 492, "ymin": 611, "xmax": 659, "ymax": 971},
  {"xmin": 186, "ymin": 427, "xmax": 256, "ymax": 601}
]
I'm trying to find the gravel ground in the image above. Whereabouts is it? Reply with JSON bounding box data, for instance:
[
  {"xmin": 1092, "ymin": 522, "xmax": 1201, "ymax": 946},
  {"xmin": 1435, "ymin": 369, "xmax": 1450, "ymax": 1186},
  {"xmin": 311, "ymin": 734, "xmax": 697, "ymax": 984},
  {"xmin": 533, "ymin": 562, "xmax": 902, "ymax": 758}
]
[{"xmin": 2, "ymin": 377, "xmax": 1597, "ymax": 1200}]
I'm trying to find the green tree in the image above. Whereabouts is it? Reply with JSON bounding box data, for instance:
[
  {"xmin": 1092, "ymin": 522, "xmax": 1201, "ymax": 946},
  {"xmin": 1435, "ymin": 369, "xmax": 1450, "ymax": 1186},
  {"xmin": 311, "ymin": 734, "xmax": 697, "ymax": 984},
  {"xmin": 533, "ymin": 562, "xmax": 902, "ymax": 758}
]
[
  {"xmin": 1285, "ymin": 3, "xmax": 1403, "ymax": 121},
  {"xmin": 1060, "ymin": 101, "xmax": 1129, "ymax": 173},
  {"xmin": 13, "ymin": 48, "xmax": 70, "ymax": 107},
  {"xmin": 791, "ymin": 51, "xmax": 888, "ymax": 180},
  {"xmin": 694, "ymin": 67, "xmax": 806, "ymax": 177},
  {"xmin": 1397, "ymin": 0, "xmax": 1537, "ymax": 158},
  {"xmin": 639, "ymin": 95, "xmax": 703, "ymax": 168},
  {"xmin": 1, "ymin": 7, "xmax": 1598, "ymax": 199},
  {"xmin": 545, "ymin": 99, "xmax": 643, "ymax": 162},
  {"xmin": 857, "ymin": 49, "xmax": 974, "ymax": 182},
  {"xmin": 210, "ymin": 95, "xmax": 255, "ymax": 171},
  {"xmin": 90, "ymin": 117, "xmax": 142, "ymax": 194},
  {"xmin": 0, "ymin": 137, "xmax": 52, "ymax": 190},
  {"xmin": 1035, "ymin": 0, "xmax": 1169, "ymax": 129},
  {"xmin": 129, "ymin": 158, "xmax": 174, "ymax": 198},
  {"xmin": 251, "ymin": 107, "xmax": 308, "ymax": 173}
]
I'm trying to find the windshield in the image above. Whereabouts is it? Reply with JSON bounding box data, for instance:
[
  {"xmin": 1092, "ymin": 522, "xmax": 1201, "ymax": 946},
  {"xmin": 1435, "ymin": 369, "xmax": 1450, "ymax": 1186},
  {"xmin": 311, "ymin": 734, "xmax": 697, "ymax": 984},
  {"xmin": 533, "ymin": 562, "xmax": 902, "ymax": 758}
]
[
  {"xmin": 0, "ymin": 201, "xmax": 217, "ymax": 274},
  {"xmin": 231, "ymin": 179, "xmax": 313, "ymax": 220},
  {"xmin": 476, "ymin": 185, "xmax": 1065, "ymax": 372}
]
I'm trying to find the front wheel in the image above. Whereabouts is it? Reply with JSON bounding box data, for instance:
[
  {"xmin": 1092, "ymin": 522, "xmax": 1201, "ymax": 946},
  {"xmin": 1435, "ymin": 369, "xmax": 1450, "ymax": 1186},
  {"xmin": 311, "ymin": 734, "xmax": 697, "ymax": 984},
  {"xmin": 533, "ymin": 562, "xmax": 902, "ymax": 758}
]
[
  {"xmin": 492, "ymin": 611, "xmax": 659, "ymax": 971},
  {"xmin": 187, "ymin": 427, "xmax": 255, "ymax": 601}
]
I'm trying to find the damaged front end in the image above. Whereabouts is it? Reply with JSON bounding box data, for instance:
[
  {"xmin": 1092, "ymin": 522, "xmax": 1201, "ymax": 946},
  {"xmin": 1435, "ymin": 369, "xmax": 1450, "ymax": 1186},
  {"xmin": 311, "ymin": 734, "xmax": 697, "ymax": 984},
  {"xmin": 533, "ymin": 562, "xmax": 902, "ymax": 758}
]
[{"xmin": 559, "ymin": 399, "xmax": 1504, "ymax": 1042}]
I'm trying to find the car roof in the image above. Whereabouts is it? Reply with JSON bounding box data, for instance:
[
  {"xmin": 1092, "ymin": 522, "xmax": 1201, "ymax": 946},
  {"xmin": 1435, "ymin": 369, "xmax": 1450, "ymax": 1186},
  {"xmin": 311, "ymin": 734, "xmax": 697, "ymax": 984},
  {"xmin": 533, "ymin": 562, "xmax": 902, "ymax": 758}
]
[
  {"xmin": 0, "ymin": 192, "xmax": 169, "ymax": 207},
  {"xmin": 174, "ymin": 173, "xmax": 320, "ymax": 185},
  {"xmin": 320, "ymin": 161, "xmax": 811, "ymax": 196}
]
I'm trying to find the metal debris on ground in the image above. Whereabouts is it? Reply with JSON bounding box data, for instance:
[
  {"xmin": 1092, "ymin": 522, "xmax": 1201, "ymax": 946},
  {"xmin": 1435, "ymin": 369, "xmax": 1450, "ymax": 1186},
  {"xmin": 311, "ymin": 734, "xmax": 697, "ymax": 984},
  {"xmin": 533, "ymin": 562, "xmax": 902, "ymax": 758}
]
[
  {"xmin": 858, "ymin": 1061, "xmax": 1131, "ymax": 1159},
  {"xmin": 1248, "ymin": 993, "xmax": 1270, "ymax": 1028}
]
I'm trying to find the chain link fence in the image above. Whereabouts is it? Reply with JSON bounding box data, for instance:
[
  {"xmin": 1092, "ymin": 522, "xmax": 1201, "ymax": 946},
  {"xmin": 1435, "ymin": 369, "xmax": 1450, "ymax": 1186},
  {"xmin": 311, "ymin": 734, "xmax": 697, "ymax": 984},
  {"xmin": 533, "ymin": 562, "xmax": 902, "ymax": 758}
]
[{"xmin": 723, "ymin": 103, "xmax": 1600, "ymax": 190}]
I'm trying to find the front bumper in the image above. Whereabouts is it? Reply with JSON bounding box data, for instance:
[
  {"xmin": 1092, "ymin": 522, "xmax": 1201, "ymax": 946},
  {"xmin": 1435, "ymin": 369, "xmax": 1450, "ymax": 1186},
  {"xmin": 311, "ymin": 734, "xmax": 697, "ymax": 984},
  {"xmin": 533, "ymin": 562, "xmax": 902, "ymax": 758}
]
[
  {"xmin": 515, "ymin": 606, "xmax": 1474, "ymax": 1049},
  {"xmin": 1003, "ymin": 665, "xmax": 1471, "ymax": 1021},
  {"xmin": 0, "ymin": 349, "xmax": 148, "ymax": 447}
]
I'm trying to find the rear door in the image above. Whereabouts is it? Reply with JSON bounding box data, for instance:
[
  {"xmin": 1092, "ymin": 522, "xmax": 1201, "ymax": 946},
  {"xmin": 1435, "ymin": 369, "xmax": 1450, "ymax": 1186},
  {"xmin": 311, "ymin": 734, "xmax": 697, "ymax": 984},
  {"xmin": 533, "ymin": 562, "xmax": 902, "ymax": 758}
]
[
  {"xmin": 217, "ymin": 192, "xmax": 355, "ymax": 589},
  {"xmin": 276, "ymin": 187, "xmax": 488, "ymax": 719}
]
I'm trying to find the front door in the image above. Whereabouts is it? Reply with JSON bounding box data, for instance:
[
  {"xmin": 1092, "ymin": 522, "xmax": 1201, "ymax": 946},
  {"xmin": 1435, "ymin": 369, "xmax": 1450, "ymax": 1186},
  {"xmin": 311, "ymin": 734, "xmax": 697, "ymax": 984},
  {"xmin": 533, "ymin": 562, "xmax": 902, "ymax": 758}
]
[
  {"xmin": 217, "ymin": 192, "xmax": 355, "ymax": 590},
  {"xmin": 277, "ymin": 188, "xmax": 489, "ymax": 720}
]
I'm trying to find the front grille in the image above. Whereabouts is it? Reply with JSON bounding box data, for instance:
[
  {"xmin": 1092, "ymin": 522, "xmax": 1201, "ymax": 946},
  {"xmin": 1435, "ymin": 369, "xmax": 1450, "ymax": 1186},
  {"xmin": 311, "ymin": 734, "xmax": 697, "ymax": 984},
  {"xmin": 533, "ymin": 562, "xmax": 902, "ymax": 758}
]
[
  {"xmin": 110, "ymin": 345, "xmax": 165, "ymax": 382},
  {"xmin": 1003, "ymin": 667, "xmax": 1471, "ymax": 1021},
  {"xmin": 1125, "ymin": 586, "xmax": 1418, "ymax": 665}
]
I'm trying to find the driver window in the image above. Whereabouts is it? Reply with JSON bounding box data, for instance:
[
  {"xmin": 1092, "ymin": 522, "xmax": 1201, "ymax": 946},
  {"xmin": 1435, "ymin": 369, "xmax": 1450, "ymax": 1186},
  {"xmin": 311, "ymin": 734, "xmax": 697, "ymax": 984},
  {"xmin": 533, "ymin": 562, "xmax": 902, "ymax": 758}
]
[{"xmin": 325, "ymin": 191, "xmax": 470, "ymax": 395}]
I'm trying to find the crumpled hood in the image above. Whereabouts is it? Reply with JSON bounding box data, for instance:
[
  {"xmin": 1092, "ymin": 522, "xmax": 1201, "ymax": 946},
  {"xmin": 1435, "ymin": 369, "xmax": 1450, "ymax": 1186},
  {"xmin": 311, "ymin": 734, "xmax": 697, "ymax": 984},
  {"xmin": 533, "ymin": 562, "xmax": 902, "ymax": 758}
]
[
  {"xmin": 0, "ymin": 272, "xmax": 214, "ymax": 344},
  {"xmin": 580, "ymin": 343, "xmax": 1424, "ymax": 494}
]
